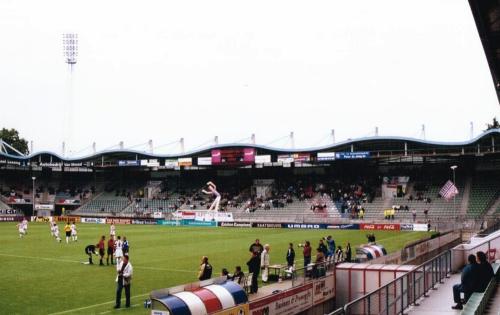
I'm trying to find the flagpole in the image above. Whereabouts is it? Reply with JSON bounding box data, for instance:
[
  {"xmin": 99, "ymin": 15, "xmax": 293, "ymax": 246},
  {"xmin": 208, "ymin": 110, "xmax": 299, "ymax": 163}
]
[{"xmin": 450, "ymin": 165, "xmax": 458, "ymax": 219}]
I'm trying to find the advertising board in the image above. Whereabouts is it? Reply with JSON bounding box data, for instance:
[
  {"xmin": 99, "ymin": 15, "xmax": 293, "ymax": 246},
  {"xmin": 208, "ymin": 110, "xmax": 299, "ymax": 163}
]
[
  {"xmin": 249, "ymin": 283, "xmax": 313, "ymax": 315},
  {"xmin": 360, "ymin": 223, "xmax": 400, "ymax": 231}
]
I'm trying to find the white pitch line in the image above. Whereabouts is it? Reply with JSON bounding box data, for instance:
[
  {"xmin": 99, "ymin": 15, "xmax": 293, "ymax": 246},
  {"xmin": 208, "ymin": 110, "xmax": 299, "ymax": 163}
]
[
  {"xmin": 0, "ymin": 253, "xmax": 195, "ymax": 273},
  {"xmin": 48, "ymin": 296, "xmax": 147, "ymax": 315},
  {"xmin": 98, "ymin": 303, "xmax": 140, "ymax": 314}
]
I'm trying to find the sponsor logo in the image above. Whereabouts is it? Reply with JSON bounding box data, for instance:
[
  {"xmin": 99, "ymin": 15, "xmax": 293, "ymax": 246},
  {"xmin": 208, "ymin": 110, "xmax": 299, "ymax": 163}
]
[
  {"xmin": 0, "ymin": 216, "xmax": 23, "ymax": 222},
  {"xmin": 285, "ymin": 224, "xmax": 321, "ymax": 229},
  {"xmin": 131, "ymin": 219, "xmax": 157, "ymax": 225},
  {"xmin": 105, "ymin": 218, "xmax": 131, "ymax": 225},
  {"xmin": 253, "ymin": 223, "xmax": 282, "ymax": 228},
  {"xmin": 220, "ymin": 222, "xmax": 252, "ymax": 228},
  {"xmin": 400, "ymin": 224, "xmax": 414, "ymax": 231}
]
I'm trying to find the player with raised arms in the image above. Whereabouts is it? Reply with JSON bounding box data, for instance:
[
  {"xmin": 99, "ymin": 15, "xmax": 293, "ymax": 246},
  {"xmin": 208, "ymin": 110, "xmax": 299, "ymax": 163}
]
[{"xmin": 202, "ymin": 181, "xmax": 221, "ymax": 212}]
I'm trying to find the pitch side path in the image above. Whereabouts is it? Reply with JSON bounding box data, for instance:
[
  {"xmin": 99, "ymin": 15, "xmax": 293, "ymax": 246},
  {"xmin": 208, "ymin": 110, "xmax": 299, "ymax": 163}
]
[{"xmin": 0, "ymin": 222, "xmax": 430, "ymax": 314}]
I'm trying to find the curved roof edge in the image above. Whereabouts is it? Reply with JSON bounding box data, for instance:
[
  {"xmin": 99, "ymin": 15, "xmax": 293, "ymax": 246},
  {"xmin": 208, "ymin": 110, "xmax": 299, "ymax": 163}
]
[{"xmin": 1, "ymin": 129, "xmax": 499, "ymax": 162}]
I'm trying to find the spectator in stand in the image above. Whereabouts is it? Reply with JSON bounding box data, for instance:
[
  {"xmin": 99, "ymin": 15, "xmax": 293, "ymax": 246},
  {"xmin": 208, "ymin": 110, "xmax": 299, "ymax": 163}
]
[
  {"xmin": 412, "ymin": 210, "xmax": 417, "ymax": 222},
  {"xmin": 247, "ymin": 251, "xmax": 260, "ymax": 294},
  {"xmin": 286, "ymin": 243, "xmax": 295, "ymax": 270},
  {"xmin": 451, "ymin": 255, "xmax": 479, "ymax": 310},
  {"xmin": 476, "ymin": 251, "xmax": 494, "ymax": 292},
  {"xmin": 302, "ymin": 241, "xmax": 312, "ymax": 267},
  {"xmin": 345, "ymin": 243, "xmax": 352, "ymax": 262},
  {"xmin": 221, "ymin": 268, "xmax": 230, "ymax": 280},
  {"xmin": 358, "ymin": 208, "xmax": 364, "ymax": 220}
]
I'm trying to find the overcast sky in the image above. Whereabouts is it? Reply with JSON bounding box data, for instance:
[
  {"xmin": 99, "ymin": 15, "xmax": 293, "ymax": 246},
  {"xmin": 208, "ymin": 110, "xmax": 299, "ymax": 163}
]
[{"xmin": 0, "ymin": 0, "xmax": 498, "ymax": 156}]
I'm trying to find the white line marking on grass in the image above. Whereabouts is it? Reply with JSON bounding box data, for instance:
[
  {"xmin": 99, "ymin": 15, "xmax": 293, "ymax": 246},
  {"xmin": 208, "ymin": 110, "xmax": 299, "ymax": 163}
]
[
  {"xmin": 48, "ymin": 296, "xmax": 147, "ymax": 315},
  {"xmin": 0, "ymin": 253, "xmax": 195, "ymax": 273}
]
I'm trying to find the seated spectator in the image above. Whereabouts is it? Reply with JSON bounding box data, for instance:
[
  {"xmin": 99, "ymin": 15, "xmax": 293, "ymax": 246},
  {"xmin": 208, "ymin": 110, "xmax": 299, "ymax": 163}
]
[
  {"xmin": 335, "ymin": 246, "xmax": 344, "ymax": 263},
  {"xmin": 231, "ymin": 266, "xmax": 244, "ymax": 284},
  {"xmin": 451, "ymin": 255, "xmax": 478, "ymax": 310},
  {"xmin": 221, "ymin": 268, "xmax": 230, "ymax": 280},
  {"xmin": 476, "ymin": 251, "xmax": 494, "ymax": 292}
]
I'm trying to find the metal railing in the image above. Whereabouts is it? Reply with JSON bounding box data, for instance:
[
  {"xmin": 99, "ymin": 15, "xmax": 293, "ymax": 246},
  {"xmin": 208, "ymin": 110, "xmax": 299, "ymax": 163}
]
[
  {"xmin": 290, "ymin": 260, "xmax": 335, "ymax": 287},
  {"xmin": 328, "ymin": 250, "xmax": 451, "ymax": 315}
]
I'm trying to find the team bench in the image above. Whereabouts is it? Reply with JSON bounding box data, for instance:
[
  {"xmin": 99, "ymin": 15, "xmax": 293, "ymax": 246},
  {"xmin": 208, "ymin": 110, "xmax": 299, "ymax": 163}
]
[{"xmin": 461, "ymin": 263, "xmax": 500, "ymax": 315}]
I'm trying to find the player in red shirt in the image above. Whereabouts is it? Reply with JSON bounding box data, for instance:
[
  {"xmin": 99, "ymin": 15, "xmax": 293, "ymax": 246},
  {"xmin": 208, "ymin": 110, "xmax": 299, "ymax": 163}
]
[
  {"xmin": 107, "ymin": 236, "xmax": 115, "ymax": 265},
  {"xmin": 97, "ymin": 235, "xmax": 106, "ymax": 266}
]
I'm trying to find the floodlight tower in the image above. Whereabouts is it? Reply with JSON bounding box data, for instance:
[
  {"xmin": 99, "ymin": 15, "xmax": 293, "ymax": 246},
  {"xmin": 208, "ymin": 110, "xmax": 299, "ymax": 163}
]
[{"xmin": 62, "ymin": 33, "xmax": 78, "ymax": 156}]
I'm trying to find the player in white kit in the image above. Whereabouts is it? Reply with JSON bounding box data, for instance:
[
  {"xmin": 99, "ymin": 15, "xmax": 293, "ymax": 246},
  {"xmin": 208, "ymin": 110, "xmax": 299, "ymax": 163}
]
[
  {"xmin": 71, "ymin": 223, "xmax": 78, "ymax": 241},
  {"xmin": 110, "ymin": 223, "xmax": 116, "ymax": 240},
  {"xmin": 21, "ymin": 218, "xmax": 28, "ymax": 235},
  {"xmin": 114, "ymin": 235, "xmax": 124, "ymax": 266},
  {"xmin": 53, "ymin": 223, "xmax": 62, "ymax": 242},
  {"xmin": 17, "ymin": 222, "xmax": 26, "ymax": 238}
]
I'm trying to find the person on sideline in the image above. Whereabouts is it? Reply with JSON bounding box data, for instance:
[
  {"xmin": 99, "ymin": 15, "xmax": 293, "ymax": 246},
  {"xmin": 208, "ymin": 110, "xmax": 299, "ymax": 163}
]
[
  {"xmin": 261, "ymin": 244, "xmax": 270, "ymax": 283},
  {"xmin": 198, "ymin": 256, "xmax": 213, "ymax": 281},
  {"xmin": 114, "ymin": 253, "xmax": 133, "ymax": 309}
]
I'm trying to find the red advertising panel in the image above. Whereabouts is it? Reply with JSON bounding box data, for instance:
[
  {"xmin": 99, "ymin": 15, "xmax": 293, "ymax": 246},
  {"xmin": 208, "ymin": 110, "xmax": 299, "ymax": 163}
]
[
  {"xmin": 211, "ymin": 148, "xmax": 255, "ymax": 165},
  {"xmin": 360, "ymin": 223, "xmax": 400, "ymax": 231}
]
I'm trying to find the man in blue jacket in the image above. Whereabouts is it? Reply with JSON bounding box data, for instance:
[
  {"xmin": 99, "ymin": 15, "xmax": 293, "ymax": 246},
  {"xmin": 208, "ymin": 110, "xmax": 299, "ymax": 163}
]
[{"xmin": 451, "ymin": 254, "xmax": 479, "ymax": 310}]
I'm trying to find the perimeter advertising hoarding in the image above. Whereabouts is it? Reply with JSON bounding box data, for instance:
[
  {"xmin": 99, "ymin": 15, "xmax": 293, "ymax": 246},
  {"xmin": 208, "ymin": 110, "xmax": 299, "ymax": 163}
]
[
  {"xmin": 335, "ymin": 152, "xmax": 370, "ymax": 159},
  {"xmin": 118, "ymin": 160, "xmax": 140, "ymax": 167},
  {"xmin": 218, "ymin": 222, "xmax": 253, "ymax": 228},
  {"xmin": 317, "ymin": 152, "xmax": 336, "ymax": 161},
  {"xmin": 105, "ymin": 218, "xmax": 131, "ymax": 225},
  {"xmin": 211, "ymin": 148, "xmax": 256, "ymax": 165},
  {"xmin": 326, "ymin": 224, "xmax": 359, "ymax": 230},
  {"xmin": 0, "ymin": 216, "xmax": 23, "ymax": 222},
  {"xmin": 164, "ymin": 159, "xmax": 179, "ymax": 168},
  {"xmin": 81, "ymin": 217, "xmax": 106, "ymax": 224},
  {"xmin": 215, "ymin": 304, "xmax": 249, "ymax": 315},
  {"xmin": 255, "ymin": 155, "xmax": 271, "ymax": 164},
  {"xmin": 277, "ymin": 155, "xmax": 294, "ymax": 163},
  {"xmin": 249, "ymin": 283, "xmax": 313, "ymax": 315},
  {"xmin": 360, "ymin": 223, "xmax": 400, "ymax": 231},
  {"xmin": 178, "ymin": 158, "xmax": 193, "ymax": 167},
  {"xmin": 293, "ymin": 153, "xmax": 310, "ymax": 162},
  {"xmin": 313, "ymin": 274, "xmax": 335, "ymax": 304},
  {"xmin": 131, "ymin": 219, "xmax": 157, "ymax": 225},
  {"xmin": 197, "ymin": 157, "xmax": 212, "ymax": 166}
]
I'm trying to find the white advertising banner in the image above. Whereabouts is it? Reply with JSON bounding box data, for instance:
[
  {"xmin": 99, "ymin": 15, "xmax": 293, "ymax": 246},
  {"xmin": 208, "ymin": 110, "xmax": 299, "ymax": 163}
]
[
  {"xmin": 249, "ymin": 283, "xmax": 313, "ymax": 315},
  {"xmin": 81, "ymin": 217, "xmax": 106, "ymax": 224}
]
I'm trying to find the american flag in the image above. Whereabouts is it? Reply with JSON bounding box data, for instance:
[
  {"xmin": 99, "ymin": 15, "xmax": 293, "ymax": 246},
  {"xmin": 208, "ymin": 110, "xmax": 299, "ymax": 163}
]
[{"xmin": 439, "ymin": 180, "xmax": 459, "ymax": 200}]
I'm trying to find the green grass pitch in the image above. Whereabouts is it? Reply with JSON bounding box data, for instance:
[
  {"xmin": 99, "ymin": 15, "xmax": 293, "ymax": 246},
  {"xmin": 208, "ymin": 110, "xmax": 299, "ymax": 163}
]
[{"xmin": 0, "ymin": 222, "xmax": 431, "ymax": 315}]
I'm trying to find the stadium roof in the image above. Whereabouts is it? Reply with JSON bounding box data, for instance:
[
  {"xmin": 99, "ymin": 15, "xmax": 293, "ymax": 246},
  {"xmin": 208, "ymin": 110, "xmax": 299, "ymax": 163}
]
[
  {"xmin": 469, "ymin": 0, "xmax": 500, "ymax": 103},
  {"xmin": 1, "ymin": 129, "xmax": 499, "ymax": 164}
]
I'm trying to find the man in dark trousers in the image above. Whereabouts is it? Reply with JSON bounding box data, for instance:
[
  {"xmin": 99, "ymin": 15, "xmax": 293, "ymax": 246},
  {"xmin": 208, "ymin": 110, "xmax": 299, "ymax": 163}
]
[
  {"xmin": 97, "ymin": 235, "xmax": 106, "ymax": 266},
  {"xmin": 476, "ymin": 251, "xmax": 494, "ymax": 292},
  {"xmin": 247, "ymin": 251, "xmax": 260, "ymax": 294},
  {"xmin": 84, "ymin": 244, "xmax": 98, "ymax": 264},
  {"xmin": 451, "ymin": 254, "xmax": 479, "ymax": 310},
  {"xmin": 115, "ymin": 253, "xmax": 133, "ymax": 309},
  {"xmin": 286, "ymin": 243, "xmax": 295, "ymax": 269}
]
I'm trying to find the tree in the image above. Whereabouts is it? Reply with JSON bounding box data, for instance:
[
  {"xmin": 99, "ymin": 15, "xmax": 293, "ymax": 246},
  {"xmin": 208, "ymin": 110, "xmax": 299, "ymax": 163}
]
[
  {"xmin": 485, "ymin": 117, "xmax": 499, "ymax": 131},
  {"xmin": 0, "ymin": 128, "xmax": 29, "ymax": 154}
]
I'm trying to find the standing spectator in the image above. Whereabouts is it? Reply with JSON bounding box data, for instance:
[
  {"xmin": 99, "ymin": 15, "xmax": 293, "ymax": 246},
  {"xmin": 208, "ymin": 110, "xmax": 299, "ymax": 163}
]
[
  {"xmin": 247, "ymin": 251, "xmax": 260, "ymax": 294},
  {"xmin": 335, "ymin": 246, "xmax": 344, "ymax": 263},
  {"xmin": 286, "ymin": 243, "xmax": 295, "ymax": 270},
  {"xmin": 326, "ymin": 236, "xmax": 336, "ymax": 262},
  {"xmin": 318, "ymin": 239, "xmax": 328, "ymax": 258},
  {"xmin": 451, "ymin": 255, "xmax": 479, "ymax": 310},
  {"xmin": 221, "ymin": 268, "xmax": 230, "ymax": 280},
  {"xmin": 97, "ymin": 236, "xmax": 106, "ymax": 266},
  {"xmin": 261, "ymin": 244, "xmax": 270, "ymax": 283},
  {"xmin": 198, "ymin": 256, "xmax": 213, "ymax": 281},
  {"xmin": 231, "ymin": 266, "xmax": 244, "ymax": 284},
  {"xmin": 412, "ymin": 210, "xmax": 417, "ymax": 222},
  {"xmin": 107, "ymin": 236, "xmax": 115, "ymax": 265},
  {"xmin": 302, "ymin": 241, "xmax": 312, "ymax": 267},
  {"xmin": 114, "ymin": 253, "xmax": 133, "ymax": 309},
  {"xmin": 345, "ymin": 243, "xmax": 352, "ymax": 262},
  {"xmin": 476, "ymin": 251, "xmax": 494, "ymax": 292},
  {"xmin": 249, "ymin": 239, "xmax": 264, "ymax": 256}
]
